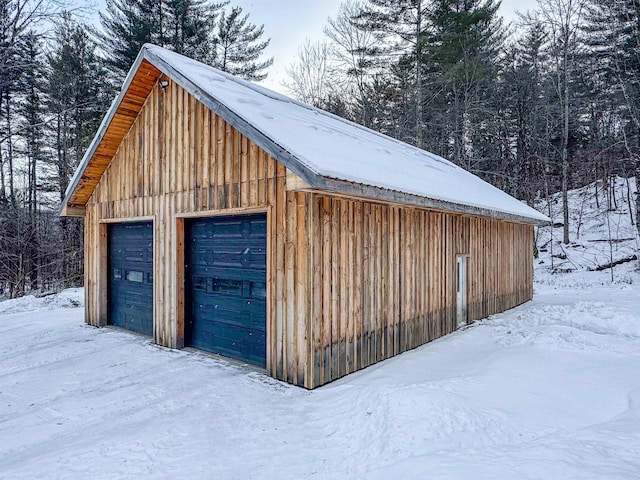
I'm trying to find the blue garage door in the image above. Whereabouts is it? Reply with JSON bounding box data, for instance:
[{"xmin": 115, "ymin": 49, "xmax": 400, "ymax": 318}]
[
  {"xmin": 108, "ymin": 222, "xmax": 154, "ymax": 336},
  {"xmin": 186, "ymin": 214, "xmax": 267, "ymax": 367}
]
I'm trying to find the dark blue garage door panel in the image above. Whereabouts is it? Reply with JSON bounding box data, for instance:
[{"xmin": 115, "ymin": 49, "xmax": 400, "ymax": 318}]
[
  {"xmin": 186, "ymin": 214, "xmax": 267, "ymax": 367},
  {"xmin": 108, "ymin": 222, "xmax": 154, "ymax": 336}
]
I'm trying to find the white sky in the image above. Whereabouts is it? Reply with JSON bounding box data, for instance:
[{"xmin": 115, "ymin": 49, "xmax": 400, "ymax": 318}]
[{"xmin": 82, "ymin": 0, "xmax": 539, "ymax": 93}]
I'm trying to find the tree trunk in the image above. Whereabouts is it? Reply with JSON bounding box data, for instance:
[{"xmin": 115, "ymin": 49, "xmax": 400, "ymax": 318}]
[
  {"xmin": 562, "ymin": 159, "xmax": 569, "ymax": 243},
  {"xmin": 453, "ymin": 84, "xmax": 462, "ymax": 166},
  {"xmin": 5, "ymin": 92, "xmax": 15, "ymax": 205},
  {"xmin": 562, "ymin": 39, "xmax": 570, "ymax": 244},
  {"xmin": 635, "ymin": 169, "xmax": 640, "ymax": 240},
  {"xmin": 415, "ymin": 1, "xmax": 423, "ymax": 149},
  {"xmin": 0, "ymin": 147, "xmax": 5, "ymax": 203}
]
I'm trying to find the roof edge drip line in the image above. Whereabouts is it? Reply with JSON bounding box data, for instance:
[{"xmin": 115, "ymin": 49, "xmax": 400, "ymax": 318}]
[{"xmin": 314, "ymin": 177, "xmax": 550, "ymax": 226}]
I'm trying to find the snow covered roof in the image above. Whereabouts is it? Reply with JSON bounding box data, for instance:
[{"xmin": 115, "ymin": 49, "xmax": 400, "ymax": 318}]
[{"xmin": 63, "ymin": 44, "xmax": 549, "ymax": 224}]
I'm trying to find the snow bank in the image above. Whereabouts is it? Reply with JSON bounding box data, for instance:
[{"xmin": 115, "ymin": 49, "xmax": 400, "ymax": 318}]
[
  {"xmin": 0, "ymin": 288, "xmax": 83, "ymax": 315},
  {"xmin": 535, "ymin": 176, "xmax": 639, "ymax": 279},
  {"xmin": 488, "ymin": 300, "xmax": 640, "ymax": 352}
]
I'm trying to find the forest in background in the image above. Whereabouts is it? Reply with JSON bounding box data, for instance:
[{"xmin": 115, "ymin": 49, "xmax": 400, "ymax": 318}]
[
  {"xmin": 1, "ymin": 0, "xmax": 639, "ymax": 298},
  {"xmin": 0, "ymin": 0, "xmax": 273, "ymax": 297}
]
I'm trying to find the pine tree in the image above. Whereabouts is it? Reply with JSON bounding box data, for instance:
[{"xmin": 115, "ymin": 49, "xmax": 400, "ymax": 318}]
[
  {"xmin": 0, "ymin": 0, "xmax": 23, "ymax": 205},
  {"xmin": 424, "ymin": 0, "xmax": 504, "ymax": 170},
  {"xmin": 0, "ymin": 0, "xmax": 70, "ymax": 296},
  {"xmin": 18, "ymin": 31, "xmax": 44, "ymax": 291},
  {"xmin": 0, "ymin": 29, "xmax": 43, "ymax": 295},
  {"xmin": 165, "ymin": 0, "xmax": 215, "ymax": 60},
  {"xmin": 47, "ymin": 15, "xmax": 110, "ymax": 286},
  {"xmin": 212, "ymin": 6, "xmax": 273, "ymax": 81},
  {"xmin": 18, "ymin": 31, "xmax": 44, "ymax": 216},
  {"xmin": 528, "ymin": 0, "xmax": 586, "ymax": 244},
  {"xmin": 584, "ymin": 0, "xmax": 640, "ymax": 242},
  {"xmin": 324, "ymin": 0, "xmax": 380, "ymax": 127},
  {"xmin": 48, "ymin": 15, "xmax": 109, "ymax": 199},
  {"xmin": 97, "ymin": 0, "xmax": 161, "ymax": 78},
  {"xmin": 354, "ymin": 0, "xmax": 429, "ymax": 147},
  {"xmin": 97, "ymin": 0, "xmax": 223, "ymax": 81},
  {"xmin": 500, "ymin": 22, "xmax": 550, "ymax": 204}
]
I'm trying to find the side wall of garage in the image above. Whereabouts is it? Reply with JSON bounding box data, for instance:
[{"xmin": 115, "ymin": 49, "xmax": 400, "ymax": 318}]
[
  {"xmin": 303, "ymin": 193, "xmax": 534, "ymax": 387},
  {"xmin": 84, "ymin": 78, "xmax": 314, "ymax": 387}
]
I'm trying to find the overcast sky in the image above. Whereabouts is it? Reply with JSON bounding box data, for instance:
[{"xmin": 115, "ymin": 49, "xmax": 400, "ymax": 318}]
[{"xmin": 83, "ymin": 0, "xmax": 540, "ymax": 93}]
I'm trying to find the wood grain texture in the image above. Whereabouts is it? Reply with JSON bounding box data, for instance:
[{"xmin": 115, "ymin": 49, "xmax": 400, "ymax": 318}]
[{"xmin": 68, "ymin": 60, "xmax": 162, "ymax": 207}]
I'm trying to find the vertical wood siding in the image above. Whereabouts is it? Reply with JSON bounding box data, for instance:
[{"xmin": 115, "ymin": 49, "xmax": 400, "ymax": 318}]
[
  {"xmin": 83, "ymin": 77, "xmax": 534, "ymax": 389},
  {"xmin": 307, "ymin": 195, "xmax": 533, "ymax": 387}
]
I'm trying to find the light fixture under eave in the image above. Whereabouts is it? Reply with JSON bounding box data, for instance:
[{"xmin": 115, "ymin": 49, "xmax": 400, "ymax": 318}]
[{"xmin": 160, "ymin": 80, "xmax": 169, "ymax": 90}]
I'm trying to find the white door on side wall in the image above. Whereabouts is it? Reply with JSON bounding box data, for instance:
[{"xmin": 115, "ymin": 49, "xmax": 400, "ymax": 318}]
[{"xmin": 456, "ymin": 256, "xmax": 468, "ymax": 328}]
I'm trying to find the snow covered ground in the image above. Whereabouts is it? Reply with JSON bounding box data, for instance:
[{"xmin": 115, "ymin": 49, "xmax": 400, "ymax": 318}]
[
  {"xmin": 1, "ymin": 178, "xmax": 639, "ymax": 479},
  {"xmin": 1, "ymin": 271, "xmax": 639, "ymax": 479}
]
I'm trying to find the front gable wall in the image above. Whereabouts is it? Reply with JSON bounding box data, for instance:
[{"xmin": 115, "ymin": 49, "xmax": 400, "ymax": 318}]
[
  {"xmin": 88, "ymin": 78, "xmax": 285, "ymax": 214},
  {"xmin": 84, "ymin": 79, "xmax": 312, "ymax": 386}
]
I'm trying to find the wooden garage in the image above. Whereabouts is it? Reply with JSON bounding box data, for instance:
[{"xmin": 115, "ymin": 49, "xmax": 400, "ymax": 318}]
[{"xmin": 61, "ymin": 44, "xmax": 549, "ymax": 389}]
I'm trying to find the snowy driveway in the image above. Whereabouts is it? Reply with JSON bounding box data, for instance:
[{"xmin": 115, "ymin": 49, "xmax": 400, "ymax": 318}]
[{"xmin": 1, "ymin": 282, "xmax": 639, "ymax": 479}]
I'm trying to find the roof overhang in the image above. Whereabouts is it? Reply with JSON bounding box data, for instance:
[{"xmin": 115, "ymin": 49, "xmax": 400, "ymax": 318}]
[
  {"xmin": 287, "ymin": 172, "xmax": 548, "ymax": 225},
  {"xmin": 61, "ymin": 56, "xmax": 163, "ymax": 213}
]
